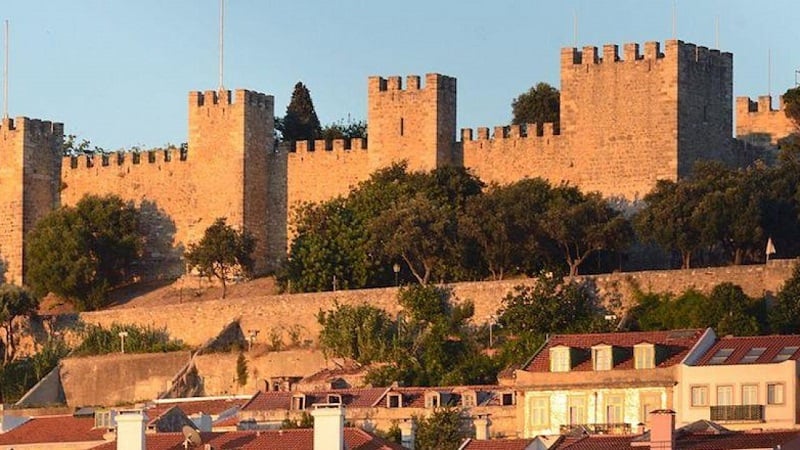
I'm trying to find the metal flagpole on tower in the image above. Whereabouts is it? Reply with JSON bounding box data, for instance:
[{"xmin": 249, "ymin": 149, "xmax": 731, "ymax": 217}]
[
  {"xmin": 219, "ymin": 0, "xmax": 225, "ymax": 90},
  {"xmin": 3, "ymin": 20, "xmax": 8, "ymax": 120},
  {"xmin": 573, "ymin": 9, "xmax": 578, "ymax": 48},
  {"xmin": 671, "ymin": 0, "xmax": 677, "ymax": 39}
]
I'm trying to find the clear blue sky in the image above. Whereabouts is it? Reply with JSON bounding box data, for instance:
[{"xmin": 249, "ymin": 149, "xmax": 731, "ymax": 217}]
[{"xmin": 3, "ymin": 1, "xmax": 798, "ymax": 150}]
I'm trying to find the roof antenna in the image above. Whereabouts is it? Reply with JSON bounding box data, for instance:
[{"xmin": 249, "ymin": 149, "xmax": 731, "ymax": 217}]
[
  {"xmin": 573, "ymin": 8, "xmax": 578, "ymax": 47},
  {"xmin": 768, "ymin": 48, "xmax": 772, "ymax": 98},
  {"xmin": 3, "ymin": 19, "xmax": 8, "ymax": 119},
  {"xmin": 671, "ymin": 0, "xmax": 677, "ymax": 39},
  {"xmin": 218, "ymin": 0, "xmax": 225, "ymax": 90},
  {"xmin": 714, "ymin": 16, "xmax": 719, "ymax": 48}
]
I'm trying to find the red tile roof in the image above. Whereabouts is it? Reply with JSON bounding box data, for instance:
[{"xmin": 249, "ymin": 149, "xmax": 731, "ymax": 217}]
[
  {"xmin": 694, "ymin": 334, "xmax": 800, "ymax": 366},
  {"xmin": 557, "ymin": 434, "xmax": 636, "ymax": 449},
  {"xmin": 89, "ymin": 427, "xmax": 404, "ymax": 450},
  {"xmin": 146, "ymin": 397, "xmax": 247, "ymax": 425},
  {"xmin": 461, "ymin": 437, "xmax": 537, "ymax": 449},
  {"xmin": 0, "ymin": 415, "xmax": 108, "ymax": 445},
  {"xmin": 550, "ymin": 428, "xmax": 800, "ymax": 449},
  {"xmin": 523, "ymin": 329, "xmax": 706, "ymax": 372}
]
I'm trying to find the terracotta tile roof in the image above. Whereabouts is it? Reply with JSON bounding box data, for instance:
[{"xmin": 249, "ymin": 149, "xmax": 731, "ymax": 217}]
[
  {"xmin": 557, "ymin": 434, "xmax": 636, "ymax": 449},
  {"xmin": 461, "ymin": 437, "xmax": 537, "ymax": 449},
  {"xmin": 146, "ymin": 396, "xmax": 248, "ymax": 425},
  {"xmin": 675, "ymin": 429, "xmax": 800, "ymax": 449},
  {"xmin": 0, "ymin": 415, "xmax": 108, "ymax": 445},
  {"xmin": 523, "ymin": 329, "xmax": 706, "ymax": 372},
  {"xmin": 694, "ymin": 334, "xmax": 800, "ymax": 366},
  {"xmin": 89, "ymin": 428, "xmax": 405, "ymax": 450}
]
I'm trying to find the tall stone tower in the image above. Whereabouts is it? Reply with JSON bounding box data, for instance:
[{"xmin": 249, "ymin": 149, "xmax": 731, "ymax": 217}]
[
  {"xmin": 367, "ymin": 73, "xmax": 457, "ymax": 172},
  {"xmin": 559, "ymin": 40, "xmax": 732, "ymax": 199},
  {"xmin": 0, "ymin": 117, "xmax": 63, "ymax": 284},
  {"xmin": 187, "ymin": 89, "xmax": 274, "ymax": 273}
]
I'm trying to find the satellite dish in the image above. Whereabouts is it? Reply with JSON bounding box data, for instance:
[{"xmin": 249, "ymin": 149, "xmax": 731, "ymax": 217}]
[{"xmin": 182, "ymin": 425, "xmax": 202, "ymax": 447}]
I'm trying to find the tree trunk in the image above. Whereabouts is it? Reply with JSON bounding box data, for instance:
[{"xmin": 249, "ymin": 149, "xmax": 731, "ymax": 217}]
[
  {"xmin": 681, "ymin": 251, "xmax": 692, "ymax": 269},
  {"xmin": 734, "ymin": 248, "xmax": 743, "ymax": 266}
]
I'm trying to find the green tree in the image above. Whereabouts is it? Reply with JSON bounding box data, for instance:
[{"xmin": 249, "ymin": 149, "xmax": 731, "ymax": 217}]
[
  {"xmin": 185, "ymin": 218, "xmax": 256, "ymax": 299},
  {"xmin": 511, "ymin": 82, "xmax": 560, "ymax": 133},
  {"xmin": 770, "ymin": 264, "xmax": 800, "ymax": 333},
  {"xmin": 26, "ymin": 194, "xmax": 143, "ymax": 311},
  {"xmin": 317, "ymin": 302, "xmax": 395, "ymax": 364},
  {"xmin": 320, "ymin": 119, "xmax": 367, "ymax": 140},
  {"xmin": 0, "ymin": 285, "xmax": 38, "ymax": 363},
  {"xmin": 784, "ymin": 86, "xmax": 800, "ymax": 128},
  {"xmin": 236, "ymin": 352, "xmax": 248, "ymax": 386},
  {"xmin": 541, "ymin": 188, "xmax": 632, "ymax": 276},
  {"xmin": 414, "ymin": 407, "xmax": 469, "ymax": 450},
  {"xmin": 280, "ymin": 82, "xmax": 322, "ymax": 141}
]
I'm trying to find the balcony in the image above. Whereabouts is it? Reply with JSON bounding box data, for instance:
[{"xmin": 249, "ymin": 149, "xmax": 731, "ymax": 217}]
[
  {"xmin": 559, "ymin": 422, "xmax": 632, "ymax": 435},
  {"xmin": 709, "ymin": 404, "xmax": 764, "ymax": 422}
]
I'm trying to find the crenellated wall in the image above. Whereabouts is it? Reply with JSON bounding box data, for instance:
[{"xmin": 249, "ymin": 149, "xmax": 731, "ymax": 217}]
[{"xmin": 736, "ymin": 95, "xmax": 796, "ymax": 146}]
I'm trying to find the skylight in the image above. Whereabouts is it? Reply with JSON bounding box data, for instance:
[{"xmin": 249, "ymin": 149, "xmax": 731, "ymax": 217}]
[
  {"xmin": 708, "ymin": 348, "xmax": 734, "ymax": 365},
  {"xmin": 740, "ymin": 347, "xmax": 766, "ymax": 363},
  {"xmin": 773, "ymin": 346, "xmax": 799, "ymax": 362}
]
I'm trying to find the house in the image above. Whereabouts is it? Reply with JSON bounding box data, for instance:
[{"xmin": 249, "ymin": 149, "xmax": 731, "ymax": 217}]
[
  {"xmin": 0, "ymin": 414, "xmax": 109, "ymax": 450},
  {"xmin": 676, "ymin": 334, "xmax": 800, "ymax": 429},
  {"xmin": 513, "ymin": 329, "xmax": 714, "ymax": 437}
]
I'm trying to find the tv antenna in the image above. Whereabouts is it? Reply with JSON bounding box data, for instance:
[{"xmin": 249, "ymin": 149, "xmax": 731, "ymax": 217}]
[
  {"xmin": 182, "ymin": 425, "xmax": 202, "ymax": 448},
  {"xmin": 3, "ymin": 19, "xmax": 8, "ymax": 119},
  {"xmin": 218, "ymin": 0, "xmax": 225, "ymax": 90},
  {"xmin": 671, "ymin": 0, "xmax": 677, "ymax": 39},
  {"xmin": 795, "ymin": 69, "xmax": 799, "ymax": 87}
]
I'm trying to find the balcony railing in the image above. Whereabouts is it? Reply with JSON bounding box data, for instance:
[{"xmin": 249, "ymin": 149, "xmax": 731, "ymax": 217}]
[
  {"xmin": 559, "ymin": 422, "xmax": 632, "ymax": 435},
  {"xmin": 709, "ymin": 404, "xmax": 764, "ymax": 422}
]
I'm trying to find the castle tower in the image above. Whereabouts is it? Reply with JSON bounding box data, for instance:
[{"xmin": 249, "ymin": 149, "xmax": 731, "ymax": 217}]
[
  {"xmin": 367, "ymin": 73, "xmax": 456, "ymax": 172},
  {"xmin": 736, "ymin": 95, "xmax": 796, "ymax": 146},
  {"xmin": 559, "ymin": 40, "xmax": 732, "ymax": 199},
  {"xmin": 187, "ymin": 89, "xmax": 275, "ymax": 273},
  {"xmin": 0, "ymin": 117, "xmax": 63, "ymax": 284}
]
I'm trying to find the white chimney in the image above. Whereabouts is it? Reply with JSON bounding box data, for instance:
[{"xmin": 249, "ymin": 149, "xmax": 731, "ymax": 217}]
[
  {"xmin": 474, "ymin": 415, "xmax": 490, "ymax": 440},
  {"xmin": 115, "ymin": 410, "xmax": 148, "ymax": 450},
  {"xmin": 649, "ymin": 409, "xmax": 675, "ymax": 450},
  {"xmin": 311, "ymin": 403, "xmax": 344, "ymax": 450},
  {"xmin": 399, "ymin": 418, "xmax": 416, "ymax": 450}
]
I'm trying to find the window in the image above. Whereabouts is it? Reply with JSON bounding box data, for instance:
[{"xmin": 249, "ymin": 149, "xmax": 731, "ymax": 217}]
[
  {"xmin": 605, "ymin": 395, "xmax": 624, "ymax": 424},
  {"xmin": 568, "ymin": 396, "xmax": 586, "ymax": 425},
  {"xmin": 716, "ymin": 385, "xmax": 733, "ymax": 406},
  {"xmin": 767, "ymin": 383, "xmax": 785, "ymax": 405},
  {"xmin": 425, "ymin": 392, "xmax": 440, "ymax": 408},
  {"xmin": 741, "ymin": 347, "xmax": 766, "ymax": 363},
  {"xmin": 291, "ymin": 395, "xmax": 306, "ymax": 411},
  {"xmin": 462, "ymin": 391, "xmax": 476, "ymax": 407},
  {"xmin": 94, "ymin": 410, "xmax": 116, "ymax": 429},
  {"xmin": 773, "ymin": 346, "xmax": 799, "ymax": 362},
  {"xmin": 592, "ymin": 345, "xmax": 612, "ymax": 371},
  {"xmin": 327, "ymin": 394, "xmax": 342, "ymax": 405},
  {"xmin": 387, "ymin": 393, "xmax": 402, "ymax": 408},
  {"xmin": 640, "ymin": 392, "xmax": 662, "ymax": 422},
  {"xmin": 530, "ymin": 396, "xmax": 549, "ymax": 427},
  {"xmin": 691, "ymin": 386, "xmax": 709, "ymax": 407},
  {"xmin": 550, "ymin": 347, "xmax": 571, "ymax": 372},
  {"xmin": 708, "ymin": 348, "xmax": 734, "ymax": 365},
  {"xmin": 634, "ymin": 344, "xmax": 655, "ymax": 369},
  {"xmin": 501, "ymin": 392, "xmax": 515, "ymax": 406},
  {"xmin": 741, "ymin": 385, "xmax": 758, "ymax": 405},
  {"xmin": 399, "ymin": 118, "xmax": 404, "ymax": 136}
]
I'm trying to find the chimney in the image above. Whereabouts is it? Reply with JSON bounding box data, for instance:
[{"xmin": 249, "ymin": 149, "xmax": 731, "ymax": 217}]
[
  {"xmin": 473, "ymin": 415, "xmax": 490, "ymax": 440},
  {"xmin": 649, "ymin": 409, "xmax": 675, "ymax": 450},
  {"xmin": 399, "ymin": 418, "xmax": 416, "ymax": 450},
  {"xmin": 311, "ymin": 403, "xmax": 344, "ymax": 450},
  {"xmin": 115, "ymin": 410, "xmax": 148, "ymax": 450}
]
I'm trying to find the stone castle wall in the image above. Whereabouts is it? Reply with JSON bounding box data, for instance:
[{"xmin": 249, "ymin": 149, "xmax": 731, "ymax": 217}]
[
  {"xmin": 736, "ymin": 95, "xmax": 796, "ymax": 146},
  {"xmin": 78, "ymin": 261, "xmax": 797, "ymax": 350}
]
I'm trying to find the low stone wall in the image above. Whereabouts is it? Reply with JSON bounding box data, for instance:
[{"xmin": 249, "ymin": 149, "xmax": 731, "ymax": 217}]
[{"xmin": 78, "ymin": 260, "xmax": 797, "ymax": 349}]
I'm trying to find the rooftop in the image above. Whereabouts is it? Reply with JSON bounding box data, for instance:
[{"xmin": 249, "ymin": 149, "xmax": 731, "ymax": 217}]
[
  {"xmin": 0, "ymin": 414, "xmax": 108, "ymax": 446},
  {"xmin": 694, "ymin": 334, "xmax": 800, "ymax": 366}
]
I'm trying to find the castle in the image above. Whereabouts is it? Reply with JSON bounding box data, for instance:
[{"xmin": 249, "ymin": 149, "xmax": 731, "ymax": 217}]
[{"xmin": 0, "ymin": 39, "xmax": 794, "ymax": 284}]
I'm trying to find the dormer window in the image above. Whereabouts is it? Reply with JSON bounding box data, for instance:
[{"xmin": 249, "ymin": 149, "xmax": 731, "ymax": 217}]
[
  {"xmin": 291, "ymin": 394, "xmax": 306, "ymax": 411},
  {"xmin": 425, "ymin": 392, "xmax": 441, "ymax": 408},
  {"xmin": 327, "ymin": 394, "xmax": 342, "ymax": 405},
  {"xmin": 462, "ymin": 391, "xmax": 477, "ymax": 407},
  {"xmin": 550, "ymin": 346, "xmax": 571, "ymax": 372},
  {"xmin": 387, "ymin": 393, "xmax": 402, "ymax": 408},
  {"xmin": 592, "ymin": 345, "xmax": 612, "ymax": 371},
  {"xmin": 634, "ymin": 343, "xmax": 655, "ymax": 369},
  {"xmin": 94, "ymin": 410, "xmax": 116, "ymax": 429}
]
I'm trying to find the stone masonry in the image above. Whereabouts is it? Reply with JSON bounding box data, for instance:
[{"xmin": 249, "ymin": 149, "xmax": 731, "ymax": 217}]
[{"xmin": 0, "ymin": 39, "xmax": 789, "ymax": 282}]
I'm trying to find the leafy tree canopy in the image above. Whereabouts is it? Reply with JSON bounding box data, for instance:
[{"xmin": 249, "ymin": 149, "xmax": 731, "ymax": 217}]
[
  {"xmin": 317, "ymin": 302, "xmax": 395, "ymax": 364},
  {"xmin": 185, "ymin": 218, "xmax": 256, "ymax": 299},
  {"xmin": 0, "ymin": 285, "xmax": 38, "ymax": 363},
  {"xmin": 784, "ymin": 86, "xmax": 800, "ymax": 128},
  {"xmin": 25, "ymin": 194, "xmax": 143, "ymax": 311},
  {"xmin": 770, "ymin": 264, "xmax": 800, "ymax": 334},
  {"xmin": 511, "ymin": 82, "xmax": 560, "ymax": 132},
  {"xmin": 279, "ymin": 82, "xmax": 322, "ymax": 141},
  {"xmin": 414, "ymin": 407, "xmax": 469, "ymax": 450},
  {"xmin": 320, "ymin": 119, "xmax": 367, "ymax": 140}
]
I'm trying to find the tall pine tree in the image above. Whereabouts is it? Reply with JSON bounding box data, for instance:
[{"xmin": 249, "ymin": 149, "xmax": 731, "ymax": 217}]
[{"xmin": 281, "ymin": 82, "xmax": 322, "ymax": 141}]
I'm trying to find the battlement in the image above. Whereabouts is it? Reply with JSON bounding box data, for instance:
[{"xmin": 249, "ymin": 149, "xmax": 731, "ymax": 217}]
[
  {"xmin": 281, "ymin": 137, "xmax": 368, "ymax": 153},
  {"xmin": 561, "ymin": 40, "xmax": 731, "ymax": 68},
  {"xmin": 460, "ymin": 123, "xmax": 560, "ymax": 142},
  {"xmin": 368, "ymin": 73, "xmax": 456, "ymax": 93},
  {"xmin": 65, "ymin": 148, "xmax": 187, "ymax": 170},
  {"xmin": 0, "ymin": 117, "xmax": 64, "ymax": 136},
  {"xmin": 737, "ymin": 95, "xmax": 785, "ymax": 114},
  {"xmin": 188, "ymin": 89, "xmax": 273, "ymax": 110}
]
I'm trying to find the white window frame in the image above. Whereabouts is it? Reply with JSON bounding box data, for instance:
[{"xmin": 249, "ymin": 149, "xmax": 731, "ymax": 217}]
[
  {"xmin": 605, "ymin": 394, "xmax": 625, "ymax": 424},
  {"xmin": 634, "ymin": 344, "xmax": 655, "ymax": 369},
  {"xmin": 529, "ymin": 396, "xmax": 550, "ymax": 427},
  {"xmin": 767, "ymin": 383, "xmax": 785, "ymax": 405},
  {"xmin": 550, "ymin": 347, "xmax": 571, "ymax": 372},
  {"xmin": 741, "ymin": 384, "xmax": 758, "ymax": 405},
  {"xmin": 690, "ymin": 385, "xmax": 709, "ymax": 407},
  {"xmin": 592, "ymin": 345, "xmax": 612, "ymax": 371},
  {"xmin": 716, "ymin": 385, "xmax": 733, "ymax": 406}
]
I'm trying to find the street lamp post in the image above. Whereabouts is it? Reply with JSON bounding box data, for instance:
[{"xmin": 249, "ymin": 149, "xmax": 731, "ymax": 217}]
[
  {"xmin": 118, "ymin": 331, "xmax": 129, "ymax": 354},
  {"xmin": 393, "ymin": 263, "xmax": 400, "ymax": 286}
]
